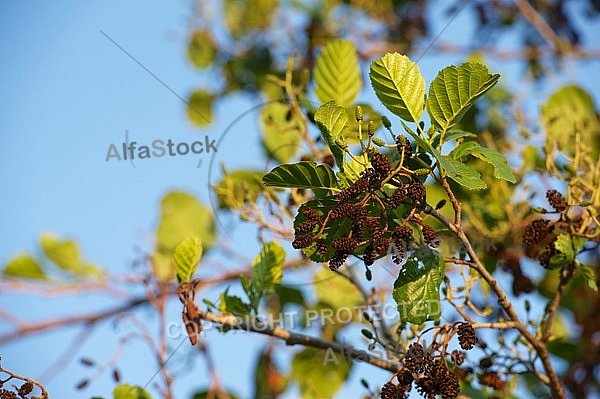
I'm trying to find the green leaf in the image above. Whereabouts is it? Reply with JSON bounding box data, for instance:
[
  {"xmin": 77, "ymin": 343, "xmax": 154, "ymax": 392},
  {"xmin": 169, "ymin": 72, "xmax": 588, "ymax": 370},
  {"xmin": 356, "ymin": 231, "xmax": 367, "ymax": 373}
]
[
  {"xmin": 187, "ymin": 90, "xmax": 213, "ymax": 127},
  {"xmin": 3, "ymin": 254, "xmax": 46, "ymax": 280},
  {"xmin": 393, "ymin": 245, "xmax": 445, "ymax": 324},
  {"xmin": 260, "ymin": 102, "xmax": 302, "ymax": 163},
  {"xmin": 252, "ymin": 241, "xmax": 285, "ymax": 294},
  {"xmin": 262, "ymin": 161, "xmax": 338, "ymax": 190},
  {"xmin": 578, "ymin": 264, "xmax": 598, "ymax": 292},
  {"xmin": 154, "ymin": 192, "xmax": 212, "ymax": 279},
  {"xmin": 216, "ymin": 169, "xmax": 265, "ymax": 209},
  {"xmin": 314, "ymin": 40, "xmax": 362, "ymax": 107},
  {"xmin": 541, "ymin": 85, "xmax": 600, "ymax": 157},
  {"xmin": 450, "ymin": 141, "xmax": 516, "ymax": 183},
  {"xmin": 187, "ymin": 30, "xmax": 216, "ymax": 69},
  {"xmin": 291, "ymin": 347, "xmax": 352, "ymax": 398},
  {"xmin": 172, "ymin": 236, "xmax": 203, "ymax": 283},
  {"xmin": 437, "ymin": 155, "xmax": 487, "ymax": 190},
  {"xmin": 399, "ymin": 121, "xmax": 486, "ymax": 190},
  {"xmin": 314, "ymin": 268, "xmax": 363, "ymax": 309},
  {"xmin": 156, "ymin": 191, "xmax": 216, "ymax": 254},
  {"xmin": 369, "ymin": 53, "xmax": 426, "ymax": 122},
  {"xmin": 314, "ymin": 101, "xmax": 348, "ymax": 171},
  {"xmin": 113, "ymin": 384, "xmax": 152, "ymax": 399},
  {"xmin": 219, "ymin": 293, "xmax": 252, "ymax": 316},
  {"xmin": 548, "ymin": 234, "xmax": 576, "ymax": 268},
  {"xmin": 427, "ymin": 62, "xmax": 500, "ymax": 133},
  {"xmin": 431, "ymin": 130, "xmax": 477, "ymax": 148},
  {"xmin": 40, "ymin": 234, "xmax": 103, "ymax": 277}
]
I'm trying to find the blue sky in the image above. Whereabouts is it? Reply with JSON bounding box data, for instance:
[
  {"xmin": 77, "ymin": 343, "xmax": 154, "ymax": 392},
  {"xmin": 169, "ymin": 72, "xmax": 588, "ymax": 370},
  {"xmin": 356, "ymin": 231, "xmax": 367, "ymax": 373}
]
[{"xmin": 1, "ymin": 1, "xmax": 599, "ymax": 399}]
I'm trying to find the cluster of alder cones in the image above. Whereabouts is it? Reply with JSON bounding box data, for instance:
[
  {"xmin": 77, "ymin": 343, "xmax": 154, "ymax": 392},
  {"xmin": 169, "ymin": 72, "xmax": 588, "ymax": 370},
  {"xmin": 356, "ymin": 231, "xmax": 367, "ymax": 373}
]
[
  {"xmin": 522, "ymin": 189, "xmax": 596, "ymax": 267},
  {"xmin": 379, "ymin": 322, "xmax": 482, "ymax": 399},
  {"xmin": 292, "ymin": 137, "xmax": 440, "ymax": 272}
]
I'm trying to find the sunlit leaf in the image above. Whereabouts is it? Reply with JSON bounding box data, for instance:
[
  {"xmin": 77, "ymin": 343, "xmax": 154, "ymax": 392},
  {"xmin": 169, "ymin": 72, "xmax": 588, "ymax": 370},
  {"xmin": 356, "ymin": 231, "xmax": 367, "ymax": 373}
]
[
  {"xmin": 40, "ymin": 234, "xmax": 103, "ymax": 277},
  {"xmin": 450, "ymin": 141, "xmax": 516, "ymax": 183},
  {"xmin": 156, "ymin": 191, "xmax": 216, "ymax": 254},
  {"xmin": 187, "ymin": 30, "xmax": 217, "ymax": 69},
  {"xmin": 216, "ymin": 169, "xmax": 265, "ymax": 209},
  {"xmin": 262, "ymin": 161, "xmax": 338, "ymax": 190},
  {"xmin": 314, "ymin": 40, "xmax": 362, "ymax": 107},
  {"xmin": 252, "ymin": 241, "xmax": 285, "ymax": 294},
  {"xmin": 113, "ymin": 384, "xmax": 152, "ymax": 399},
  {"xmin": 291, "ymin": 347, "xmax": 352, "ymax": 398},
  {"xmin": 393, "ymin": 245, "xmax": 445, "ymax": 324},
  {"xmin": 187, "ymin": 90, "xmax": 214, "ymax": 127},
  {"xmin": 542, "ymin": 85, "xmax": 600, "ymax": 157},
  {"xmin": 369, "ymin": 53, "xmax": 425, "ymax": 122},
  {"xmin": 314, "ymin": 101, "xmax": 348, "ymax": 171},
  {"xmin": 260, "ymin": 102, "xmax": 302, "ymax": 163},
  {"xmin": 427, "ymin": 62, "xmax": 499, "ymax": 133},
  {"xmin": 172, "ymin": 236, "xmax": 203, "ymax": 283},
  {"xmin": 314, "ymin": 268, "xmax": 363, "ymax": 309},
  {"xmin": 3, "ymin": 254, "xmax": 46, "ymax": 280}
]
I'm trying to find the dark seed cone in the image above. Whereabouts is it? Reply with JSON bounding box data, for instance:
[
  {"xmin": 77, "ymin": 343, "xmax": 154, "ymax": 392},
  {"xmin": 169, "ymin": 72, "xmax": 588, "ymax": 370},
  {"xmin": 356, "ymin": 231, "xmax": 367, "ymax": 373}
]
[
  {"xmin": 396, "ymin": 136, "xmax": 412, "ymax": 159},
  {"xmin": 295, "ymin": 219, "xmax": 318, "ymax": 234},
  {"xmin": 457, "ymin": 322, "xmax": 477, "ymax": 350},
  {"xmin": 522, "ymin": 219, "xmax": 552, "ymax": 247},
  {"xmin": 332, "ymin": 237, "xmax": 358, "ymax": 253},
  {"xmin": 404, "ymin": 343, "xmax": 432, "ymax": 374},
  {"xmin": 301, "ymin": 207, "xmax": 320, "ymax": 221},
  {"xmin": 370, "ymin": 152, "xmax": 392, "ymax": 177},
  {"xmin": 478, "ymin": 371, "xmax": 505, "ymax": 391},
  {"xmin": 392, "ymin": 240, "xmax": 405, "ymax": 264},
  {"xmin": 415, "ymin": 375, "xmax": 436, "ymax": 398},
  {"xmin": 392, "ymin": 225, "xmax": 413, "ymax": 240},
  {"xmin": 546, "ymin": 189, "xmax": 567, "ymax": 212},
  {"xmin": 351, "ymin": 218, "xmax": 365, "ymax": 241},
  {"xmin": 18, "ymin": 382, "xmax": 34, "ymax": 396},
  {"xmin": 364, "ymin": 244, "xmax": 376, "ymax": 266},
  {"xmin": 422, "ymin": 225, "xmax": 439, "ymax": 246},
  {"xmin": 1, "ymin": 390, "xmax": 19, "ymax": 399},
  {"xmin": 330, "ymin": 203, "xmax": 356, "ymax": 219},
  {"xmin": 292, "ymin": 234, "xmax": 313, "ymax": 249},
  {"xmin": 407, "ymin": 180, "xmax": 426, "ymax": 205},
  {"xmin": 388, "ymin": 187, "xmax": 407, "ymax": 209},
  {"xmin": 374, "ymin": 237, "xmax": 392, "ymax": 257},
  {"xmin": 436, "ymin": 366, "xmax": 460, "ymax": 399},
  {"xmin": 316, "ymin": 238, "xmax": 328, "ymax": 254},
  {"xmin": 329, "ymin": 252, "xmax": 348, "ymax": 271},
  {"xmin": 367, "ymin": 217, "xmax": 384, "ymax": 240},
  {"xmin": 450, "ymin": 350, "xmax": 465, "ymax": 366},
  {"xmin": 538, "ymin": 238, "xmax": 557, "ymax": 268},
  {"xmin": 380, "ymin": 381, "xmax": 403, "ymax": 399},
  {"xmin": 338, "ymin": 177, "xmax": 369, "ymax": 202}
]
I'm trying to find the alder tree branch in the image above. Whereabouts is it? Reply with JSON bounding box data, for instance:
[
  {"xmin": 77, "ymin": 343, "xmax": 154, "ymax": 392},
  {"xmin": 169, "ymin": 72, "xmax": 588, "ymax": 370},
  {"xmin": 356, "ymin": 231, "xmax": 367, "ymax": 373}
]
[
  {"xmin": 193, "ymin": 309, "xmax": 401, "ymax": 373},
  {"xmin": 430, "ymin": 184, "xmax": 567, "ymax": 399}
]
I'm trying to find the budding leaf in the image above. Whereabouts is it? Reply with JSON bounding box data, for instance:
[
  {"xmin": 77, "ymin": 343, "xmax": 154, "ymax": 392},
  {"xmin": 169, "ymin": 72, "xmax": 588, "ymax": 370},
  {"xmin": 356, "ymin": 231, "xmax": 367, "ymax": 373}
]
[
  {"xmin": 172, "ymin": 236, "xmax": 203, "ymax": 283},
  {"xmin": 314, "ymin": 101, "xmax": 348, "ymax": 171}
]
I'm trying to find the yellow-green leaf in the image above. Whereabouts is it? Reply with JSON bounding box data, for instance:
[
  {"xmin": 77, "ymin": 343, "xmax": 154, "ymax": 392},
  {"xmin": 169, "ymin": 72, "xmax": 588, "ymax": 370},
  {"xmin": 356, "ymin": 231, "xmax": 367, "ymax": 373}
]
[
  {"xmin": 427, "ymin": 63, "xmax": 499, "ymax": 133},
  {"xmin": 172, "ymin": 236, "xmax": 203, "ymax": 283},
  {"xmin": 369, "ymin": 53, "xmax": 425, "ymax": 122},
  {"xmin": 3, "ymin": 254, "xmax": 47, "ymax": 280},
  {"xmin": 314, "ymin": 40, "xmax": 362, "ymax": 107}
]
